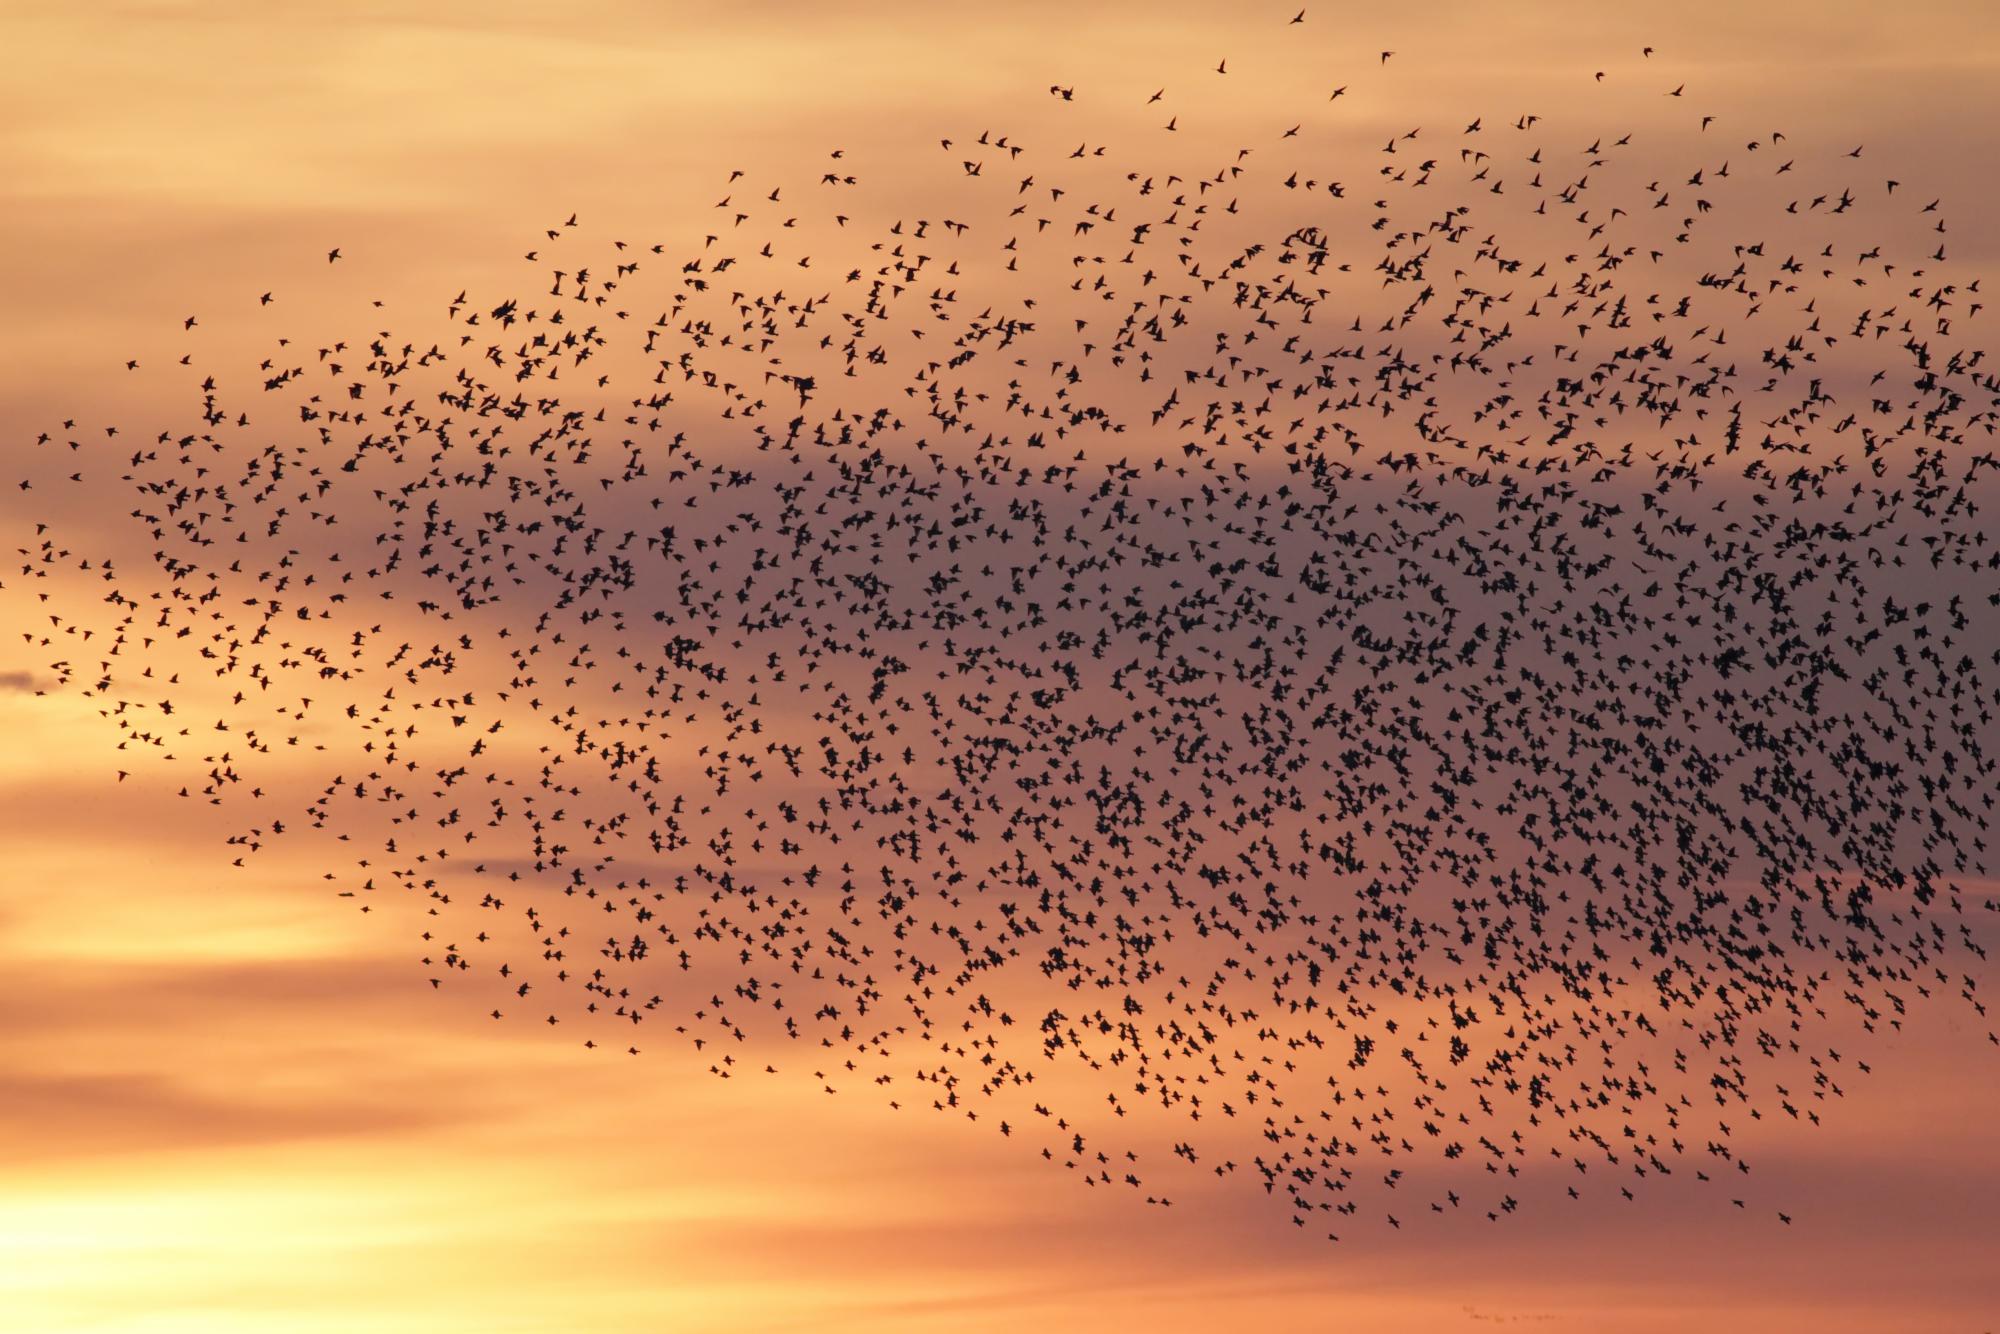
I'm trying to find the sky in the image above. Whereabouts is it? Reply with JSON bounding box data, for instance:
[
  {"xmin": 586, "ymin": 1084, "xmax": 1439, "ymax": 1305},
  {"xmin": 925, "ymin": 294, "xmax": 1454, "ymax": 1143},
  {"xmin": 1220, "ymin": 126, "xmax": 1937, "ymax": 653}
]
[{"xmin": 3, "ymin": 2, "xmax": 1999, "ymax": 1330}]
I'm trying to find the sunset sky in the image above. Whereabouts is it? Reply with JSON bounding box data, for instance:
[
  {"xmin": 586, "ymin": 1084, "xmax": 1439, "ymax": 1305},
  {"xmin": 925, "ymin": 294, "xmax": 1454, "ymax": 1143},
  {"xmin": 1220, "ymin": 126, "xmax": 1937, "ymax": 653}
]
[{"xmin": 4, "ymin": 3, "xmax": 1999, "ymax": 1330}]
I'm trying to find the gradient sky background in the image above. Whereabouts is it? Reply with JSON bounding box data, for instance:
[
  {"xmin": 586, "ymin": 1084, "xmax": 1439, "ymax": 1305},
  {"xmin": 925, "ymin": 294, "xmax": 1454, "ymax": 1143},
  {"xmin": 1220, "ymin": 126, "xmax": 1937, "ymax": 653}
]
[{"xmin": 3, "ymin": 3, "xmax": 1999, "ymax": 1330}]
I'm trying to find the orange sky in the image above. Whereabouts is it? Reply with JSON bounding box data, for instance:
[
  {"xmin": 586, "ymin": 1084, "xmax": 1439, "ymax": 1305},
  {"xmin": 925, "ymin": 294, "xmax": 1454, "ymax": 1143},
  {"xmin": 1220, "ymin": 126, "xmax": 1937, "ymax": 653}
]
[{"xmin": 4, "ymin": 3, "xmax": 1999, "ymax": 1330}]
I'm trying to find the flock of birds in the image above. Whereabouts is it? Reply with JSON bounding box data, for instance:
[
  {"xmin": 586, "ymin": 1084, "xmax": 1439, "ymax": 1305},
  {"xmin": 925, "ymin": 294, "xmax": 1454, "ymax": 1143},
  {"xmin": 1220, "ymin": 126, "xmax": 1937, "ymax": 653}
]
[{"xmin": 9, "ymin": 29, "xmax": 1997, "ymax": 1240}]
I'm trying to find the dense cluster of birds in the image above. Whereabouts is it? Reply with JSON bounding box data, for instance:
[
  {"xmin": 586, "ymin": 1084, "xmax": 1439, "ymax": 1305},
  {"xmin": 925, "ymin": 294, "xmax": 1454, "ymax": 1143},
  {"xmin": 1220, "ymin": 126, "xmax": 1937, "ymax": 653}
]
[{"xmin": 9, "ymin": 33, "xmax": 1997, "ymax": 1239}]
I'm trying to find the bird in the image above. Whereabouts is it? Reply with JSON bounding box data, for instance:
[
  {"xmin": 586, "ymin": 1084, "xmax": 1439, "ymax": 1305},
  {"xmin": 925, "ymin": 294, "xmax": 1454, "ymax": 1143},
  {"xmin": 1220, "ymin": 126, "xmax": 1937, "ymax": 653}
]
[{"xmin": 9, "ymin": 33, "xmax": 1993, "ymax": 1255}]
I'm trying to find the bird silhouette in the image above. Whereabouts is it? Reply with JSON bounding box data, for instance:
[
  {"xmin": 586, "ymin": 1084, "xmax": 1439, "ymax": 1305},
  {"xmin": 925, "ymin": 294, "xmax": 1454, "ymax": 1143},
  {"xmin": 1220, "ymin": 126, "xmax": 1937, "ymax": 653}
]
[{"xmin": 7, "ymin": 34, "xmax": 1995, "ymax": 1246}]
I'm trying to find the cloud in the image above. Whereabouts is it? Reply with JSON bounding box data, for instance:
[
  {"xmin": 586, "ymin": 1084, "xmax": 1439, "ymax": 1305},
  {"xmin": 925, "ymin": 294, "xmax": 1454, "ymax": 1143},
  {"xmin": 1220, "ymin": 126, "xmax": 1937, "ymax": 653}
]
[{"xmin": 0, "ymin": 1069, "xmax": 458, "ymax": 1160}]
